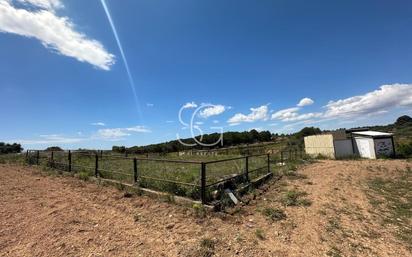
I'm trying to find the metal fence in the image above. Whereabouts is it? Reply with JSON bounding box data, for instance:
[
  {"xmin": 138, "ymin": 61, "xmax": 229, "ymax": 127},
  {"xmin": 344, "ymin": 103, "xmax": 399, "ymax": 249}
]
[{"xmin": 25, "ymin": 148, "xmax": 307, "ymax": 204}]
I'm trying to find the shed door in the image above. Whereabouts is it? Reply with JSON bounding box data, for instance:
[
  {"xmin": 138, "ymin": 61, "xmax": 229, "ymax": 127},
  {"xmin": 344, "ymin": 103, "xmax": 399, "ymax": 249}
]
[{"xmin": 357, "ymin": 138, "xmax": 373, "ymax": 159}]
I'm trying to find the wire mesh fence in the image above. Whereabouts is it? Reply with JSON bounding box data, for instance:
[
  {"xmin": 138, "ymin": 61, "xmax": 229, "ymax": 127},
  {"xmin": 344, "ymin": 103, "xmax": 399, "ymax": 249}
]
[{"xmin": 24, "ymin": 149, "xmax": 305, "ymax": 204}]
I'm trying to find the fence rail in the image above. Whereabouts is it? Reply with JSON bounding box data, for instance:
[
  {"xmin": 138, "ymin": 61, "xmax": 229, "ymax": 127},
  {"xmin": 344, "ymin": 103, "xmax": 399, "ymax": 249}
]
[{"xmin": 25, "ymin": 148, "xmax": 305, "ymax": 204}]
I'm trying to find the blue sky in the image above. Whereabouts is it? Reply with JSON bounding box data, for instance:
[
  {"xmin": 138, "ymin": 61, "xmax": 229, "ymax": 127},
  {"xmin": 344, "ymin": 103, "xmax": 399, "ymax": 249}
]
[{"xmin": 1, "ymin": 0, "xmax": 412, "ymax": 150}]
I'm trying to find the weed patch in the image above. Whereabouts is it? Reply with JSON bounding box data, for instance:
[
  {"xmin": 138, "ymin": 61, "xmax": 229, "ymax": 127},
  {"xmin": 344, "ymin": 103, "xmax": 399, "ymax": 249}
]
[
  {"xmin": 282, "ymin": 190, "xmax": 312, "ymax": 207},
  {"xmin": 262, "ymin": 207, "xmax": 286, "ymax": 221}
]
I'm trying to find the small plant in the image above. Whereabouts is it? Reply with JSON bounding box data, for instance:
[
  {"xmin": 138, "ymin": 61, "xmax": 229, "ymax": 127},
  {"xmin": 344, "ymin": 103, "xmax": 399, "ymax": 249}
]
[
  {"xmin": 262, "ymin": 207, "xmax": 286, "ymax": 221},
  {"xmin": 78, "ymin": 172, "xmax": 89, "ymax": 181},
  {"xmin": 255, "ymin": 228, "xmax": 265, "ymax": 240},
  {"xmin": 133, "ymin": 213, "xmax": 140, "ymax": 222},
  {"xmin": 200, "ymin": 238, "xmax": 215, "ymax": 249},
  {"xmin": 193, "ymin": 203, "xmax": 207, "ymax": 218},
  {"xmin": 282, "ymin": 190, "xmax": 311, "ymax": 207},
  {"xmin": 326, "ymin": 246, "xmax": 342, "ymax": 257},
  {"xmin": 198, "ymin": 238, "xmax": 215, "ymax": 257}
]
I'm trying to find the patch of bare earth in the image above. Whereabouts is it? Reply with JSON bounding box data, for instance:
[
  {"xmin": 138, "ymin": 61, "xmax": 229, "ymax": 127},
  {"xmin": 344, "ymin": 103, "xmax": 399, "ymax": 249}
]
[{"xmin": 0, "ymin": 160, "xmax": 410, "ymax": 257}]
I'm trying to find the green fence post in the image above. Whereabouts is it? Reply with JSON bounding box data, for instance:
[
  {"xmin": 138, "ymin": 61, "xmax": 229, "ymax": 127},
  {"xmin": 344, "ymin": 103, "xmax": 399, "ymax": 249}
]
[
  {"xmin": 200, "ymin": 162, "xmax": 206, "ymax": 204},
  {"xmin": 95, "ymin": 154, "xmax": 99, "ymax": 177},
  {"xmin": 50, "ymin": 151, "xmax": 54, "ymax": 167},
  {"xmin": 36, "ymin": 151, "xmax": 39, "ymax": 165},
  {"xmin": 133, "ymin": 158, "xmax": 138, "ymax": 184}
]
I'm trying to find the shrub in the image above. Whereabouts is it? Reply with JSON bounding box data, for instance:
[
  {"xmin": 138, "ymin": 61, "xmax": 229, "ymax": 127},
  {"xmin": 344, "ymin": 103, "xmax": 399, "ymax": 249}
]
[
  {"xmin": 262, "ymin": 207, "xmax": 286, "ymax": 221},
  {"xmin": 397, "ymin": 142, "xmax": 412, "ymax": 158},
  {"xmin": 282, "ymin": 190, "xmax": 312, "ymax": 207}
]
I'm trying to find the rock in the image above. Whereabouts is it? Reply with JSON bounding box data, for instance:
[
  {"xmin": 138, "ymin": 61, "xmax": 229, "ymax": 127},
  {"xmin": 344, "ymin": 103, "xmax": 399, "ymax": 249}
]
[{"xmin": 166, "ymin": 224, "xmax": 174, "ymax": 229}]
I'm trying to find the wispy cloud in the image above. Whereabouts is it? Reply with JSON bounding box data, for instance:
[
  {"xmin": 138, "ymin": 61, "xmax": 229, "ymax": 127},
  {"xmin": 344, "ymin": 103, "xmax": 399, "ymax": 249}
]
[
  {"xmin": 228, "ymin": 105, "xmax": 269, "ymax": 124},
  {"xmin": 90, "ymin": 122, "xmax": 106, "ymax": 126},
  {"xmin": 9, "ymin": 134, "xmax": 87, "ymax": 145},
  {"xmin": 146, "ymin": 103, "xmax": 154, "ymax": 107},
  {"xmin": 96, "ymin": 125, "xmax": 151, "ymax": 140},
  {"xmin": 0, "ymin": 0, "xmax": 115, "ymax": 70},
  {"xmin": 182, "ymin": 101, "xmax": 198, "ymax": 109}
]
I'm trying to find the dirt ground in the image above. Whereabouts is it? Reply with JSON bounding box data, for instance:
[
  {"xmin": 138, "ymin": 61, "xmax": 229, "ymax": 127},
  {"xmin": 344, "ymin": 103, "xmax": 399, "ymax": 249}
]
[{"xmin": 0, "ymin": 160, "xmax": 411, "ymax": 257}]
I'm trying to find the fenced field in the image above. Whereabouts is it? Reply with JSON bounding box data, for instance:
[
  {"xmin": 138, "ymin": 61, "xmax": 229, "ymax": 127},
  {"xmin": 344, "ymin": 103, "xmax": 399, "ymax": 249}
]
[{"xmin": 23, "ymin": 149, "xmax": 305, "ymax": 204}]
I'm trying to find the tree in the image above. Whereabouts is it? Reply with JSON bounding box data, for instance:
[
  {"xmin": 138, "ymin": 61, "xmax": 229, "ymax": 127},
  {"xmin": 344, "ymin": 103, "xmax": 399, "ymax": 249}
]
[
  {"xmin": 45, "ymin": 146, "xmax": 63, "ymax": 151},
  {"xmin": 395, "ymin": 115, "xmax": 412, "ymax": 127},
  {"xmin": 0, "ymin": 142, "xmax": 23, "ymax": 154}
]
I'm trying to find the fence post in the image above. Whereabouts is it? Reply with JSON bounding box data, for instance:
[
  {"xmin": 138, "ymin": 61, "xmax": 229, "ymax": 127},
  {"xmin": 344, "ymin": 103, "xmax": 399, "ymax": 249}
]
[
  {"xmin": 267, "ymin": 153, "xmax": 270, "ymax": 173},
  {"xmin": 245, "ymin": 156, "xmax": 249, "ymax": 182},
  {"xmin": 25, "ymin": 150, "xmax": 28, "ymax": 160},
  {"xmin": 133, "ymin": 158, "xmax": 138, "ymax": 184},
  {"xmin": 95, "ymin": 154, "xmax": 99, "ymax": 177},
  {"xmin": 100, "ymin": 150, "xmax": 103, "ymax": 158},
  {"xmin": 68, "ymin": 150, "xmax": 72, "ymax": 172},
  {"xmin": 51, "ymin": 151, "xmax": 54, "ymax": 167},
  {"xmin": 200, "ymin": 162, "xmax": 206, "ymax": 204},
  {"xmin": 36, "ymin": 151, "xmax": 39, "ymax": 165},
  {"xmin": 295, "ymin": 149, "xmax": 297, "ymax": 160}
]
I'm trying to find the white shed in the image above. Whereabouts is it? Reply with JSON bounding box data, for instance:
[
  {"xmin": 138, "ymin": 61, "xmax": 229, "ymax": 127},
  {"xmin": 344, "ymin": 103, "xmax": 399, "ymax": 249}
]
[{"xmin": 352, "ymin": 131, "xmax": 395, "ymax": 159}]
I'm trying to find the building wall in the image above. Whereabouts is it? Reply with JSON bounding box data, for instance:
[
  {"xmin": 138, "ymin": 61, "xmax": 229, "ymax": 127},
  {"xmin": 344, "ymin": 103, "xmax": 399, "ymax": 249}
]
[
  {"xmin": 374, "ymin": 138, "xmax": 394, "ymax": 157},
  {"xmin": 354, "ymin": 137, "xmax": 376, "ymax": 159},
  {"xmin": 304, "ymin": 134, "xmax": 335, "ymax": 158},
  {"xmin": 334, "ymin": 139, "xmax": 354, "ymax": 158}
]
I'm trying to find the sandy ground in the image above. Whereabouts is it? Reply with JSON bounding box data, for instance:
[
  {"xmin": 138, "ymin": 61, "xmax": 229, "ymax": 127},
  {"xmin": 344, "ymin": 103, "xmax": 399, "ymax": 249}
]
[{"xmin": 0, "ymin": 160, "xmax": 411, "ymax": 257}]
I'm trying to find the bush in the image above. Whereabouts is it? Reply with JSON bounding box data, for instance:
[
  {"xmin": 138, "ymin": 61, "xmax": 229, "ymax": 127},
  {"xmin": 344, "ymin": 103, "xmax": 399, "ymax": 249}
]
[
  {"xmin": 397, "ymin": 142, "xmax": 412, "ymax": 158},
  {"xmin": 262, "ymin": 207, "xmax": 286, "ymax": 221}
]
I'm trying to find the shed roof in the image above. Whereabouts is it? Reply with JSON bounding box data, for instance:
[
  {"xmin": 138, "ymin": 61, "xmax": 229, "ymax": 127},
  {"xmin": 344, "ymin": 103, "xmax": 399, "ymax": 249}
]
[{"xmin": 352, "ymin": 131, "xmax": 393, "ymax": 137}]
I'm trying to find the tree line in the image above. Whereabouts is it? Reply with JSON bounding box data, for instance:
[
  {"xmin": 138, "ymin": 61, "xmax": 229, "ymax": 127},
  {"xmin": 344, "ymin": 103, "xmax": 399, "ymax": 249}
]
[
  {"xmin": 112, "ymin": 128, "xmax": 323, "ymax": 154},
  {"xmin": 0, "ymin": 142, "xmax": 23, "ymax": 154}
]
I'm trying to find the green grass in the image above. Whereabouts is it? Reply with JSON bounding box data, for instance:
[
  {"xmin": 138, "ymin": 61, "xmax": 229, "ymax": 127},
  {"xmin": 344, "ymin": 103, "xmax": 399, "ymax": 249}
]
[{"xmin": 366, "ymin": 170, "xmax": 412, "ymax": 250}]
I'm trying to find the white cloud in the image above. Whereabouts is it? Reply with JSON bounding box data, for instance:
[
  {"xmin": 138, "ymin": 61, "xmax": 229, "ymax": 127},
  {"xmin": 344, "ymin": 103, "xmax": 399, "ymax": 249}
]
[
  {"xmin": 17, "ymin": 0, "xmax": 63, "ymax": 10},
  {"xmin": 0, "ymin": 0, "xmax": 115, "ymax": 70},
  {"xmin": 212, "ymin": 120, "xmax": 219, "ymax": 124},
  {"xmin": 11, "ymin": 134, "xmax": 86, "ymax": 145},
  {"xmin": 146, "ymin": 103, "xmax": 154, "ymax": 107},
  {"xmin": 297, "ymin": 97, "xmax": 314, "ymax": 107},
  {"xmin": 195, "ymin": 121, "xmax": 204, "ymax": 125},
  {"xmin": 165, "ymin": 120, "xmax": 174, "ymax": 123},
  {"xmin": 199, "ymin": 104, "xmax": 226, "ymax": 118},
  {"xmin": 96, "ymin": 125, "xmax": 151, "ymax": 140},
  {"xmin": 91, "ymin": 122, "xmax": 105, "ymax": 126},
  {"xmin": 182, "ymin": 102, "xmax": 197, "ymax": 109},
  {"xmin": 228, "ymin": 105, "xmax": 269, "ymax": 124},
  {"xmin": 271, "ymin": 107, "xmax": 300, "ymax": 120},
  {"xmin": 324, "ymin": 84, "xmax": 412, "ymax": 118}
]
